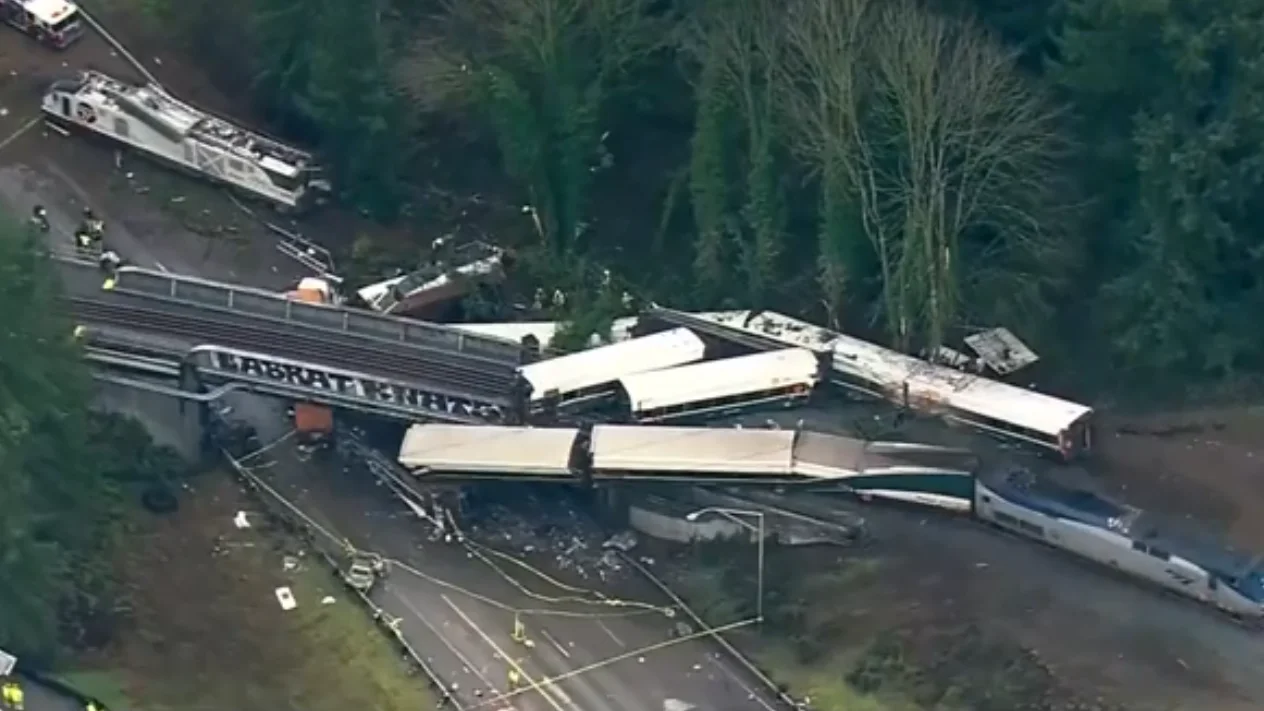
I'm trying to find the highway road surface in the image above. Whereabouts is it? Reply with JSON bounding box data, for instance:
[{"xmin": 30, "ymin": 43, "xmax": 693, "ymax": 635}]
[
  {"xmin": 236, "ymin": 395, "xmax": 783, "ymax": 711},
  {"xmin": 13, "ymin": 679, "xmax": 83, "ymax": 711}
]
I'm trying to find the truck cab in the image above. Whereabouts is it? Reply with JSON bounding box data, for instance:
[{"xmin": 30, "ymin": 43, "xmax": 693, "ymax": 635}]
[{"xmin": 2, "ymin": 0, "xmax": 84, "ymax": 48}]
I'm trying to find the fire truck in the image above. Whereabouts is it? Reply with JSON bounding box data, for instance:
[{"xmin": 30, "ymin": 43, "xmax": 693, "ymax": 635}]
[{"xmin": 2, "ymin": 0, "xmax": 84, "ymax": 48}]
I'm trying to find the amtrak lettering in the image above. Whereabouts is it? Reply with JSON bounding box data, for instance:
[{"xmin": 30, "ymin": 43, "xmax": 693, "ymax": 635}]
[{"xmin": 207, "ymin": 350, "xmax": 504, "ymax": 420}]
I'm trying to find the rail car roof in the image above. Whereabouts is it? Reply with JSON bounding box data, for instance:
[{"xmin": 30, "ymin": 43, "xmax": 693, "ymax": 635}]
[
  {"xmin": 683, "ymin": 309, "xmax": 1092, "ymax": 438},
  {"xmin": 449, "ymin": 318, "xmax": 641, "ymax": 349},
  {"xmin": 589, "ymin": 425, "xmax": 798, "ymax": 476},
  {"xmin": 397, "ymin": 424, "xmax": 581, "ymax": 477},
  {"xmin": 985, "ymin": 468, "xmax": 1263, "ymax": 580},
  {"xmin": 981, "ymin": 468, "xmax": 1133, "ymax": 528},
  {"xmin": 517, "ymin": 327, "xmax": 706, "ymax": 401},
  {"xmin": 792, "ymin": 433, "xmax": 978, "ymax": 478},
  {"xmin": 617, "ymin": 347, "xmax": 820, "ymax": 412}
]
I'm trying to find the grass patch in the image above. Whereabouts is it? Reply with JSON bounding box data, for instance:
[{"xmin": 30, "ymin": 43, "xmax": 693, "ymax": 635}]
[
  {"xmin": 56, "ymin": 670, "xmax": 138, "ymax": 711},
  {"xmin": 65, "ymin": 471, "xmax": 431, "ymax": 711},
  {"xmin": 664, "ymin": 542, "xmax": 1093, "ymax": 711}
]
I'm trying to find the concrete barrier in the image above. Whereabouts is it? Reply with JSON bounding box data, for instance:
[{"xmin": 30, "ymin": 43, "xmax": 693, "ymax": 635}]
[
  {"xmin": 93, "ymin": 377, "xmax": 203, "ymax": 460},
  {"xmin": 627, "ymin": 495, "xmax": 750, "ymax": 544}
]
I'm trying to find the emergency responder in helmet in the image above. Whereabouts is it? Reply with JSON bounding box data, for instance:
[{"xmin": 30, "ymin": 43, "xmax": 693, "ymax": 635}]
[
  {"xmin": 30, "ymin": 205, "xmax": 49, "ymax": 231},
  {"xmin": 81, "ymin": 207, "xmax": 105, "ymax": 241},
  {"xmin": 99, "ymin": 249, "xmax": 121, "ymax": 274}
]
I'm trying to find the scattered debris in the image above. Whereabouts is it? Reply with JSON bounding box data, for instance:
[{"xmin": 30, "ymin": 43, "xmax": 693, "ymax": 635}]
[
  {"xmin": 275, "ymin": 586, "xmax": 297, "ymax": 611},
  {"xmin": 463, "ymin": 492, "xmax": 632, "ymax": 582},
  {"xmin": 233, "ymin": 510, "xmax": 252, "ymax": 529},
  {"xmin": 603, "ymin": 530, "xmax": 638, "ymax": 552},
  {"xmin": 964, "ymin": 327, "xmax": 1039, "ymax": 375},
  {"xmin": 321, "ymin": 596, "xmax": 336, "ymax": 605}
]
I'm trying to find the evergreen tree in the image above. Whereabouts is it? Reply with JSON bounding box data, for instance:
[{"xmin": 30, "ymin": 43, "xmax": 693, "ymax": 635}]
[{"xmin": 0, "ymin": 213, "xmax": 104, "ymax": 663}]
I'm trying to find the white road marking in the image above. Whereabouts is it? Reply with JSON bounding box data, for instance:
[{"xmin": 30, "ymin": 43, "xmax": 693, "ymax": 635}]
[
  {"xmin": 0, "ymin": 117, "xmax": 40, "ymax": 153},
  {"xmin": 596, "ymin": 620, "xmax": 625, "ymax": 648},
  {"xmin": 539, "ymin": 628, "xmax": 571, "ymax": 659},
  {"xmin": 441, "ymin": 594, "xmax": 576, "ymax": 711},
  {"xmin": 388, "ymin": 585, "xmax": 495, "ymax": 690}
]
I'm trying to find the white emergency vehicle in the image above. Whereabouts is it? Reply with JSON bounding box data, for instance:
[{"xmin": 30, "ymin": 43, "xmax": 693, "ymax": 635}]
[
  {"xmin": 41, "ymin": 70, "xmax": 331, "ymax": 212},
  {"xmin": 2, "ymin": 0, "xmax": 83, "ymax": 48}
]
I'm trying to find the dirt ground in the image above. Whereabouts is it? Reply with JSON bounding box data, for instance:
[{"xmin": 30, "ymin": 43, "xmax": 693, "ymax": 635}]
[
  {"xmin": 1093, "ymin": 408, "xmax": 1264, "ymax": 550},
  {"xmin": 64, "ymin": 472, "xmax": 432, "ymax": 711}
]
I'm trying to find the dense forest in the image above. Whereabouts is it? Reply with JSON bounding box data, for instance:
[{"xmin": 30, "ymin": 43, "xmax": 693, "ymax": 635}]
[
  {"xmin": 0, "ymin": 215, "xmax": 185, "ymax": 664},
  {"xmin": 137, "ymin": 0, "xmax": 1264, "ymax": 388}
]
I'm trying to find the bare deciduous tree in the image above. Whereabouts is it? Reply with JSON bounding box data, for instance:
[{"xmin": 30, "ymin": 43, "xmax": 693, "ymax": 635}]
[
  {"xmin": 682, "ymin": 0, "xmax": 787, "ymax": 305},
  {"xmin": 780, "ymin": 0, "xmax": 876, "ymax": 330},
  {"xmin": 396, "ymin": 0, "xmax": 664, "ymax": 252},
  {"xmin": 783, "ymin": 0, "xmax": 1071, "ymax": 349}
]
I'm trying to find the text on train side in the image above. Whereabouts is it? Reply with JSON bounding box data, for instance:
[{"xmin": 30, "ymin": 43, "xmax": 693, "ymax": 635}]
[{"xmin": 205, "ymin": 350, "xmax": 504, "ymax": 420}]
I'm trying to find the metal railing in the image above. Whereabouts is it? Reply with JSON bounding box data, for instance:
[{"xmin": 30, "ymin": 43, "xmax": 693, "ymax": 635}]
[{"xmin": 53, "ymin": 257, "xmax": 526, "ymax": 363}]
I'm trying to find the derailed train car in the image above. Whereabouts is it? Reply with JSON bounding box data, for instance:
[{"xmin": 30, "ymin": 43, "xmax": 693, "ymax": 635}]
[{"xmin": 973, "ymin": 468, "xmax": 1264, "ymax": 620}]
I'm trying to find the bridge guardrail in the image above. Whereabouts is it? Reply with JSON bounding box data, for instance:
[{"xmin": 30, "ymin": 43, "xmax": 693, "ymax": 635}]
[
  {"xmin": 113, "ymin": 267, "xmax": 525, "ymax": 362},
  {"xmin": 55, "ymin": 257, "xmax": 524, "ymax": 363}
]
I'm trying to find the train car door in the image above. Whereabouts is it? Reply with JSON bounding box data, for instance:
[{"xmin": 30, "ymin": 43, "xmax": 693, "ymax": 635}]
[{"xmin": 60, "ymin": 96, "xmax": 71, "ymax": 118}]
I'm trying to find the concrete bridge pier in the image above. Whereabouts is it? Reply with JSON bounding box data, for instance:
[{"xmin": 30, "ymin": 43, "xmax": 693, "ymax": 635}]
[{"xmin": 92, "ymin": 378, "xmax": 206, "ymax": 461}]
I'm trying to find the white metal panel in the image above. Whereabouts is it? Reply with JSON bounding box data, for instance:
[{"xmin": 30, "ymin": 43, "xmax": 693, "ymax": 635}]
[
  {"xmin": 589, "ymin": 425, "xmax": 796, "ymax": 475},
  {"xmin": 0, "ymin": 648, "xmax": 15, "ymax": 676},
  {"xmin": 450, "ymin": 318, "xmax": 640, "ymax": 348},
  {"xmin": 518, "ymin": 327, "xmax": 706, "ymax": 401},
  {"xmin": 397, "ymin": 424, "xmax": 580, "ymax": 476},
  {"xmin": 618, "ymin": 348, "xmax": 820, "ymax": 413},
  {"xmin": 23, "ymin": 0, "xmax": 76, "ymax": 24}
]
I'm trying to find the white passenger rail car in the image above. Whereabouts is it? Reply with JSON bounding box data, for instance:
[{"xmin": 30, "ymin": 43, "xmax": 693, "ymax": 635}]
[
  {"xmin": 615, "ymin": 347, "xmax": 823, "ymax": 423},
  {"xmin": 41, "ymin": 71, "xmax": 330, "ymax": 212},
  {"xmin": 517, "ymin": 327, "xmax": 707, "ymax": 413},
  {"xmin": 668, "ymin": 309, "xmax": 1094, "ymax": 461},
  {"xmin": 974, "ymin": 468, "xmax": 1264, "ymax": 620}
]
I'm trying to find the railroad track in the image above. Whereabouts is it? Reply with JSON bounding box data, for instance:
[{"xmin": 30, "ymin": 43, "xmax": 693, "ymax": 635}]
[{"xmin": 67, "ymin": 297, "xmax": 515, "ymax": 398}]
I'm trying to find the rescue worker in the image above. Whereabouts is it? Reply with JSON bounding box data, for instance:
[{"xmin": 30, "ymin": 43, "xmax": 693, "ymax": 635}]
[
  {"xmin": 86, "ymin": 699, "xmax": 101, "ymax": 711},
  {"xmin": 99, "ymin": 248, "xmax": 121, "ymax": 275},
  {"xmin": 30, "ymin": 205, "xmax": 49, "ymax": 232},
  {"xmin": 5, "ymin": 680, "xmax": 23, "ymax": 711},
  {"xmin": 506, "ymin": 668, "xmax": 522, "ymax": 692},
  {"xmin": 74, "ymin": 225, "xmax": 96, "ymax": 256},
  {"xmin": 1, "ymin": 680, "xmax": 13, "ymax": 708},
  {"xmin": 82, "ymin": 207, "xmax": 105, "ymax": 239},
  {"xmin": 75, "ymin": 207, "xmax": 104, "ymax": 256}
]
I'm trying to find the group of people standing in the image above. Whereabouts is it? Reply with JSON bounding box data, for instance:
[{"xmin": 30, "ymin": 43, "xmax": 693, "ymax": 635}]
[{"xmin": 29, "ymin": 204, "xmax": 120, "ymax": 275}]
